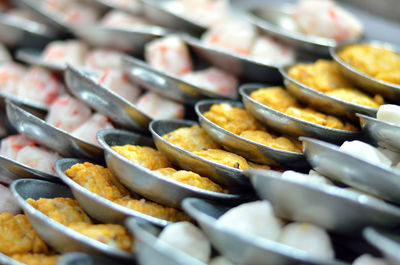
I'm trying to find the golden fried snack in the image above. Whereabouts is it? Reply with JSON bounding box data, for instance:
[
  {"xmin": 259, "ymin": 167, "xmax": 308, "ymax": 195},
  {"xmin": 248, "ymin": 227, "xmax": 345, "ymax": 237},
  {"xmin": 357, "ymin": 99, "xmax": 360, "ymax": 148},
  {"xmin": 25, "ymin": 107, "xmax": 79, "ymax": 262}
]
[
  {"xmin": 338, "ymin": 44, "xmax": 400, "ymax": 84},
  {"xmin": 0, "ymin": 213, "xmax": 50, "ymax": 255},
  {"xmin": 68, "ymin": 223, "xmax": 132, "ymax": 251},
  {"xmin": 65, "ymin": 162, "xmax": 130, "ymax": 201},
  {"xmin": 247, "ymin": 162, "xmax": 271, "ymax": 170},
  {"xmin": 114, "ymin": 197, "xmax": 190, "ymax": 222},
  {"xmin": 192, "ymin": 149, "xmax": 250, "ymax": 170},
  {"xmin": 288, "ymin": 60, "xmax": 383, "ymax": 108},
  {"xmin": 112, "ymin": 145, "xmax": 171, "ymax": 170},
  {"xmin": 162, "ymin": 125, "xmax": 219, "ymax": 152},
  {"xmin": 203, "ymin": 103, "xmax": 264, "ymax": 134},
  {"xmin": 250, "ymin": 87, "xmax": 358, "ymax": 131},
  {"xmin": 154, "ymin": 168, "xmax": 228, "ymax": 193},
  {"xmin": 27, "ymin": 197, "xmax": 92, "ymax": 226},
  {"xmin": 11, "ymin": 254, "xmax": 59, "ymax": 265},
  {"xmin": 240, "ymin": 130, "xmax": 301, "ymax": 153}
]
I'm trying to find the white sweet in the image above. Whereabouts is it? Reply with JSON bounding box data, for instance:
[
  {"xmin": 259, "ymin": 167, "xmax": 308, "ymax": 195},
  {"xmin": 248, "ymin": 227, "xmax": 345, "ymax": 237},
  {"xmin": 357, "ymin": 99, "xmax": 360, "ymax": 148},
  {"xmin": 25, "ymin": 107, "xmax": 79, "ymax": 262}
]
[
  {"xmin": 145, "ymin": 36, "xmax": 193, "ymax": 76},
  {"xmin": 250, "ymin": 36, "xmax": 295, "ymax": 66},
  {"xmin": 158, "ymin": 222, "xmax": 211, "ymax": 263},
  {"xmin": 71, "ymin": 113, "xmax": 114, "ymax": 146},
  {"xmin": 217, "ymin": 200, "xmax": 282, "ymax": 241},
  {"xmin": 377, "ymin": 104, "xmax": 400, "ymax": 126},
  {"xmin": 279, "ymin": 223, "xmax": 334, "ymax": 259},
  {"xmin": 103, "ymin": 0, "xmax": 141, "ymax": 10},
  {"xmin": 100, "ymin": 10, "xmax": 148, "ymax": 28},
  {"xmin": 136, "ymin": 92, "xmax": 184, "ymax": 120},
  {"xmin": 352, "ymin": 254, "xmax": 388, "ymax": 265},
  {"xmin": 84, "ymin": 49, "xmax": 123, "ymax": 71},
  {"xmin": 182, "ymin": 67, "xmax": 238, "ymax": 98},
  {"xmin": 377, "ymin": 147, "xmax": 400, "ymax": 166},
  {"xmin": 0, "ymin": 135, "xmax": 36, "ymax": 160},
  {"xmin": 0, "ymin": 184, "xmax": 21, "ymax": 214},
  {"xmin": 15, "ymin": 146, "xmax": 61, "ymax": 175},
  {"xmin": 339, "ymin": 140, "xmax": 392, "ymax": 168},
  {"xmin": 281, "ymin": 170, "xmax": 333, "ymax": 186},
  {"xmin": 209, "ymin": 256, "xmax": 236, "ymax": 265},
  {"xmin": 0, "ymin": 62, "xmax": 27, "ymax": 94},
  {"xmin": 42, "ymin": 40, "xmax": 89, "ymax": 66}
]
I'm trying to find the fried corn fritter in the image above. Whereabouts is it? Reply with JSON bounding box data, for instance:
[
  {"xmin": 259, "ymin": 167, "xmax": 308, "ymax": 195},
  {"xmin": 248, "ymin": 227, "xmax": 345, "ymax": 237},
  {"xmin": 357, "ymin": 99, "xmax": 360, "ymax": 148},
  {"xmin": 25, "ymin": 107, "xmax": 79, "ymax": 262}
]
[
  {"xmin": 65, "ymin": 162, "xmax": 130, "ymax": 201},
  {"xmin": 338, "ymin": 44, "xmax": 400, "ymax": 84},
  {"xmin": 11, "ymin": 254, "xmax": 59, "ymax": 265},
  {"xmin": 192, "ymin": 149, "xmax": 250, "ymax": 169},
  {"xmin": 0, "ymin": 212, "xmax": 50, "ymax": 255},
  {"xmin": 112, "ymin": 145, "xmax": 171, "ymax": 170},
  {"xmin": 65, "ymin": 162, "xmax": 190, "ymax": 222},
  {"xmin": 27, "ymin": 197, "xmax": 92, "ymax": 226},
  {"xmin": 154, "ymin": 167, "xmax": 228, "ymax": 193},
  {"xmin": 203, "ymin": 103, "xmax": 301, "ymax": 153},
  {"xmin": 250, "ymin": 87, "xmax": 358, "ymax": 131},
  {"xmin": 162, "ymin": 125, "xmax": 219, "ymax": 152},
  {"xmin": 288, "ymin": 60, "xmax": 384, "ymax": 108},
  {"xmin": 68, "ymin": 223, "xmax": 132, "ymax": 251}
]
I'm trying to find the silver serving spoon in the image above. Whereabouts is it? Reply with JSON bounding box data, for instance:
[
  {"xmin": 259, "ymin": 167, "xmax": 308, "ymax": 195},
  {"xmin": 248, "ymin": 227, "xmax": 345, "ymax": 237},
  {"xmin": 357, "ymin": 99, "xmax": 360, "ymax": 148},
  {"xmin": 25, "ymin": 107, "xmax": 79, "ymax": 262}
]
[
  {"xmin": 65, "ymin": 65, "xmax": 151, "ymax": 132},
  {"xmin": 58, "ymin": 252, "xmax": 134, "ymax": 265},
  {"xmin": 239, "ymin": 84, "xmax": 361, "ymax": 143},
  {"xmin": 301, "ymin": 136, "xmax": 400, "ymax": 205},
  {"xmin": 10, "ymin": 178, "xmax": 135, "ymax": 259},
  {"xmin": 6, "ymin": 100, "xmax": 103, "ymax": 160},
  {"xmin": 195, "ymin": 99, "xmax": 307, "ymax": 168},
  {"xmin": 122, "ymin": 55, "xmax": 235, "ymax": 105},
  {"xmin": 125, "ymin": 217, "xmax": 206, "ymax": 265},
  {"xmin": 97, "ymin": 129, "xmax": 241, "ymax": 209},
  {"xmin": 357, "ymin": 113, "xmax": 400, "ymax": 152},
  {"xmin": 364, "ymin": 227, "xmax": 400, "ymax": 264},
  {"xmin": 246, "ymin": 169, "xmax": 400, "ymax": 234},
  {"xmin": 55, "ymin": 157, "xmax": 172, "ymax": 227},
  {"xmin": 331, "ymin": 41, "xmax": 400, "ymax": 101},
  {"xmin": 280, "ymin": 63, "xmax": 378, "ymax": 118},
  {"xmin": 149, "ymin": 119, "xmax": 251, "ymax": 188},
  {"xmin": 182, "ymin": 197, "xmax": 349, "ymax": 265}
]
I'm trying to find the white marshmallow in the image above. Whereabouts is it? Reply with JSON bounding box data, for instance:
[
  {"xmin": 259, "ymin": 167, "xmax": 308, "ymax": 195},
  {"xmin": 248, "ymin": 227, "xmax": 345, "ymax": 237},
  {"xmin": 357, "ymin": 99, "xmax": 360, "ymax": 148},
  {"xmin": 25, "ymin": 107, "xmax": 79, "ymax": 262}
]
[
  {"xmin": 352, "ymin": 254, "xmax": 388, "ymax": 265},
  {"xmin": 0, "ymin": 135, "xmax": 36, "ymax": 160},
  {"xmin": 71, "ymin": 113, "xmax": 114, "ymax": 146},
  {"xmin": 136, "ymin": 92, "xmax": 184, "ymax": 120},
  {"xmin": 0, "ymin": 184, "xmax": 21, "ymax": 214},
  {"xmin": 250, "ymin": 36, "xmax": 295, "ymax": 66},
  {"xmin": 377, "ymin": 104, "xmax": 400, "ymax": 126},
  {"xmin": 15, "ymin": 146, "xmax": 61, "ymax": 175},
  {"xmin": 377, "ymin": 147, "xmax": 400, "ymax": 166},
  {"xmin": 282, "ymin": 170, "xmax": 333, "ymax": 186}
]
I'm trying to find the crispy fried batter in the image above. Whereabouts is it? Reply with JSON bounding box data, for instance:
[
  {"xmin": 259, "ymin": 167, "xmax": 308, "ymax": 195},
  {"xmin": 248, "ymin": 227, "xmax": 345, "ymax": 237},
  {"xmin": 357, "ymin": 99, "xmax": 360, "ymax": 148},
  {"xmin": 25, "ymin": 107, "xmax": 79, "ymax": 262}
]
[
  {"xmin": 240, "ymin": 130, "xmax": 301, "ymax": 153},
  {"xmin": 11, "ymin": 254, "xmax": 59, "ymax": 265},
  {"xmin": 192, "ymin": 149, "xmax": 250, "ymax": 169}
]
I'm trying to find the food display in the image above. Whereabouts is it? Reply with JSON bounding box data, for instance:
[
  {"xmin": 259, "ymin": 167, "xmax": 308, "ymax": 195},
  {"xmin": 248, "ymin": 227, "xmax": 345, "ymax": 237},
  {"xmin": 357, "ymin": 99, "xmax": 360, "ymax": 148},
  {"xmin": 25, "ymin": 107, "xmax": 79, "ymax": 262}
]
[
  {"xmin": 338, "ymin": 44, "xmax": 400, "ymax": 85},
  {"xmin": 377, "ymin": 104, "xmax": 400, "ymax": 125},
  {"xmin": 42, "ymin": 40, "xmax": 89, "ymax": 67}
]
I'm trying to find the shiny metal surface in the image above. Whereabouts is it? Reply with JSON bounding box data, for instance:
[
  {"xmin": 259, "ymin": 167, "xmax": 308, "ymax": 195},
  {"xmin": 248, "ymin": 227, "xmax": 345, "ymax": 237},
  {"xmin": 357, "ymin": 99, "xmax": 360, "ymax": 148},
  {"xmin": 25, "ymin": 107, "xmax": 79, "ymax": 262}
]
[
  {"xmin": 122, "ymin": 55, "xmax": 233, "ymax": 105},
  {"xmin": 331, "ymin": 41, "xmax": 400, "ymax": 101},
  {"xmin": 280, "ymin": 64, "xmax": 378, "ymax": 118},
  {"xmin": 195, "ymin": 99, "xmax": 307, "ymax": 168},
  {"xmin": 55, "ymin": 157, "xmax": 170, "ymax": 227},
  {"xmin": 183, "ymin": 35, "xmax": 282, "ymax": 84},
  {"xmin": 182, "ymin": 197, "xmax": 349, "ymax": 265},
  {"xmin": 65, "ymin": 66, "xmax": 151, "ymax": 132},
  {"xmin": 149, "ymin": 119, "xmax": 251, "ymax": 188},
  {"xmin": 97, "ymin": 129, "xmax": 240, "ymax": 209},
  {"xmin": 6, "ymin": 100, "xmax": 103, "ymax": 160},
  {"xmin": 0, "ymin": 89, "xmax": 49, "ymax": 111},
  {"xmin": 247, "ymin": 169, "xmax": 400, "ymax": 234},
  {"xmin": 364, "ymin": 228, "xmax": 400, "ymax": 265},
  {"xmin": 0, "ymin": 252, "xmax": 24, "ymax": 265},
  {"xmin": 0, "ymin": 13, "xmax": 57, "ymax": 48},
  {"xmin": 126, "ymin": 218, "xmax": 206, "ymax": 265},
  {"xmin": 301, "ymin": 136, "xmax": 400, "ymax": 205},
  {"xmin": 357, "ymin": 113, "xmax": 400, "ymax": 152},
  {"xmin": 10, "ymin": 178, "xmax": 135, "ymax": 259},
  {"xmin": 16, "ymin": 48, "xmax": 65, "ymax": 73},
  {"xmin": 140, "ymin": 0, "xmax": 206, "ymax": 36},
  {"xmin": 74, "ymin": 25, "xmax": 168, "ymax": 54},
  {"xmin": 93, "ymin": 0, "xmax": 142, "ymax": 14},
  {"xmin": 240, "ymin": 84, "xmax": 361, "ymax": 143}
]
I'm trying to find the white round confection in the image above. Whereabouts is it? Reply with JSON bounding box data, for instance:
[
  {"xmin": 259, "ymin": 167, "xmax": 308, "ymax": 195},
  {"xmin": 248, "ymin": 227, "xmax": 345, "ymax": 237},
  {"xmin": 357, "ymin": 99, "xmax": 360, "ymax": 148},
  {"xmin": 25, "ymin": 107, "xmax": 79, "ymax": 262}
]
[
  {"xmin": 100, "ymin": 10, "xmax": 148, "ymax": 28},
  {"xmin": 352, "ymin": 254, "xmax": 388, "ymax": 265},
  {"xmin": 61, "ymin": 3, "xmax": 99, "ymax": 27},
  {"xmin": 0, "ymin": 135, "xmax": 35, "ymax": 160},
  {"xmin": 84, "ymin": 49, "xmax": 123, "ymax": 71},
  {"xmin": 250, "ymin": 36, "xmax": 294, "ymax": 66},
  {"xmin": 282, "ymin": 170, "xmax": 333, "ymax": 186},
  {"xmin": 377, "ymin": 147, "xmax": 400, "ymax": 166},
  {"xmin": 0, "ymin": 184, "xmax": 21, "ymax": 214},
  {"xmin": 42, "ymin": 40, "xmax": 89, "ymax": 66},
  {"xmin": 71, "ymin": 113, "xmax": 114, "ymax": 146},
  {"xmin": 136, "ymin": 92, "xmax": 184, "ymax": 120},
  {"xmin": 278, "ymin": 222, "xmax": 334, "ymax": 259},
  {"xmin": 45, "ymin": 95, "xmax": 92, "ymax": 132},
  {"xmin": 217, "ymin": 200, "xmax": 282, "ymax": 241},
  {"xmin": 15, "ymin": 146, "xmax": 61, "ymax": 174},
  {"xmin": 209, "ymin": 256, "xmax": 236, "ymax": 265},
  {"xmin": 377, "ymin": 104, "xmax": 400, "ymax": 126},
  {"xmin": 339, "ymin": 140, "xmax": 392, "ymax": 168},
  {"xmin": 0, "ymin": 62, "xmax": 27, "ymax": 94},
  {"xmin": 158, "ymin": 221, "xmax": 211, "ymax": 263}
]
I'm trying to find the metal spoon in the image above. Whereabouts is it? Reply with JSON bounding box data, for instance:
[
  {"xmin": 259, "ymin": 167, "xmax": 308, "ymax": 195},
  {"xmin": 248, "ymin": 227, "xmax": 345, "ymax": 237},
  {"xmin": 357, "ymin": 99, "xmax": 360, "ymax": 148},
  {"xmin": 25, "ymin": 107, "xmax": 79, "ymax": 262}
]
[
  {"xmin": 97, "ymin": 129, "xmax": 241, "ymax": 209},
  {"xmin": 0, "ymin": 252, "xmax": 25, "ymax": 265},
  {"xmin": 65, "ymin": 65, "xmax": 151, "ymax": 132},
  {"xmin": 125, "ymin": 217, "xmax": 206, "ymax": 265},
  {"xmin": 331, "ymin": 41, "xmax": 400, "ymax": 101},
  {"xmin": 183, "ymin": 35, "xmax": 282, "ymax": 84},
  {"xmin": 301, "ymin": 136, "xmax": 400, "ymax": 205},
  {"xmin": 149, "ymin": 119, "xmax": 251, "ymax": 188},
  {"xmin": 55, "ymin": 157, "xmax": 171, "ymax": 227},
  {"xmin": 122, "ymin": 55, "xmax": 235, "ymax": 105},
  {"xmin": 239, "ymin": 84, "xmax": 361, "ymax": 143},
  {"xmin": 280, "ymin": 63, "xmax": 378, "ymax": 118},
  {"xmin": 58, "ymin": 252, "xmax": 134, "ymax": 265},
  {"xmin": 246, "ymin": 169, "xmax": 400, "ymax": 234},
  {"xmin": 364, "ymin": 227, "xmax": 400, "ymax": 264},
  {"xmin": 182, "ymin": 197, "xmax": 349, "ymax": 265},
  {"xmin": 10, "ymin": 178, "xmax": 135, "ymax": 259},
  {"xmin": 6, "ymin": 100, "xmax": 103, "ymax": 160},
  {"xmin": 357, "ymin": 113, "xmax": 400, "ymax": 152},
  {"xmin": 195, "ymin": 99, "xmax": 307, "ymax": 168}
]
